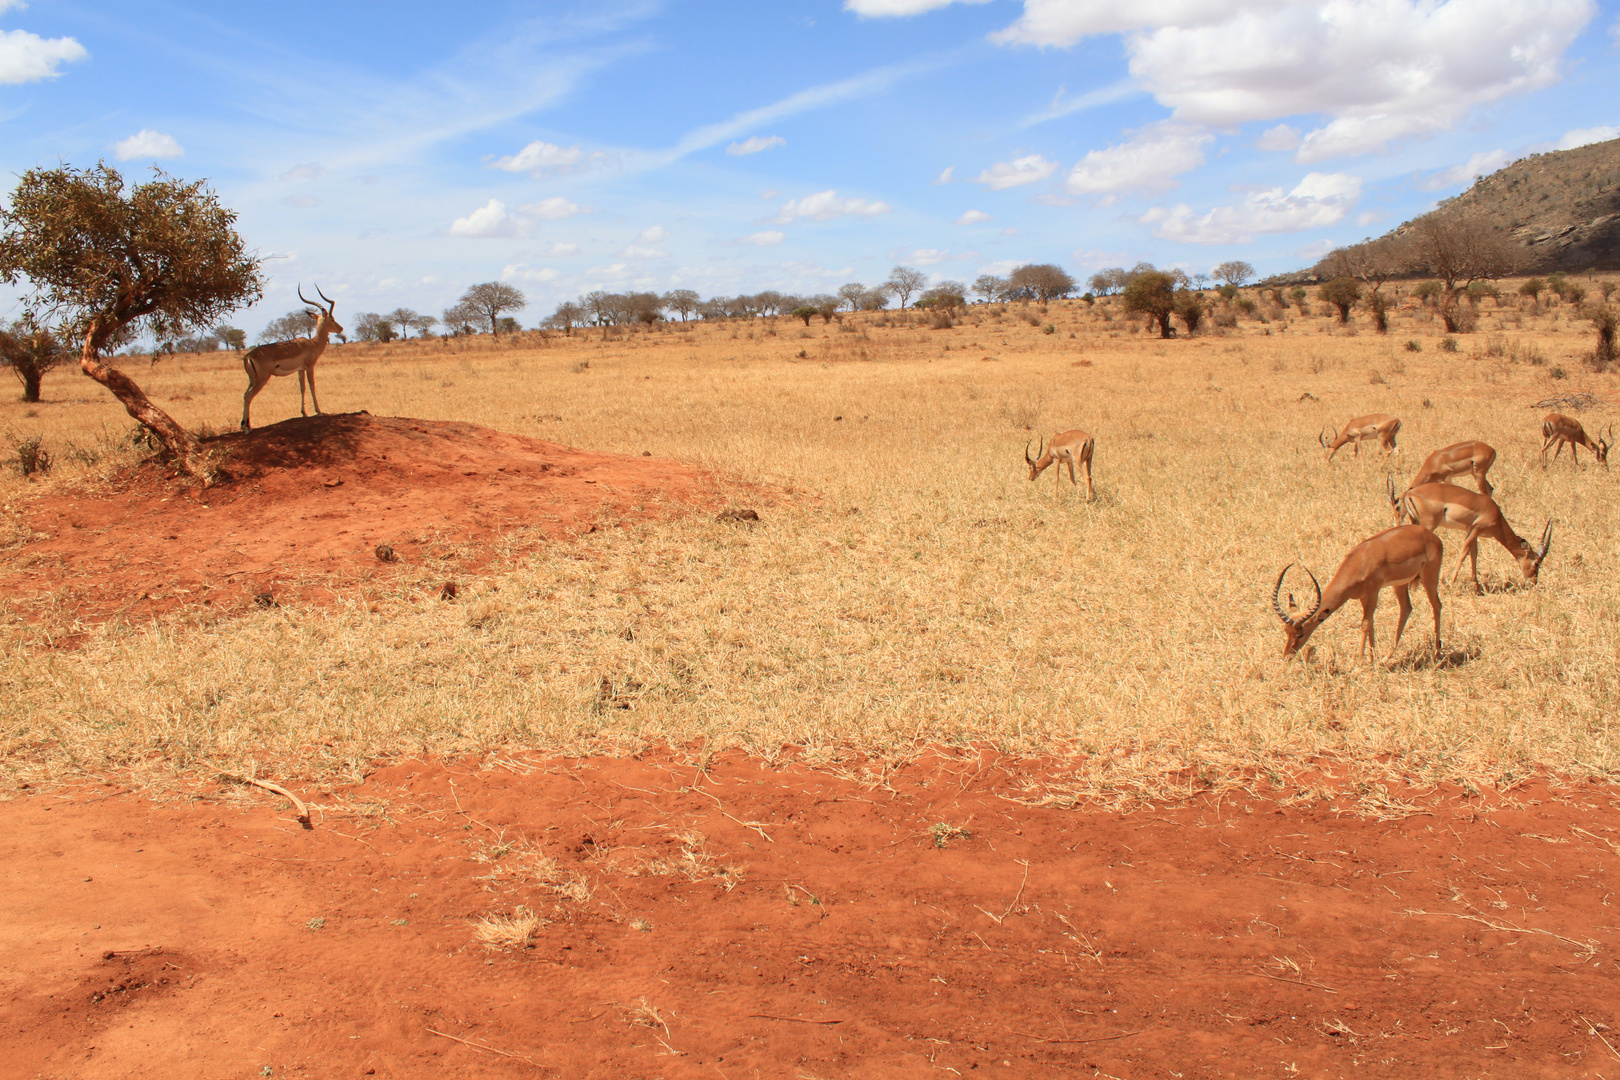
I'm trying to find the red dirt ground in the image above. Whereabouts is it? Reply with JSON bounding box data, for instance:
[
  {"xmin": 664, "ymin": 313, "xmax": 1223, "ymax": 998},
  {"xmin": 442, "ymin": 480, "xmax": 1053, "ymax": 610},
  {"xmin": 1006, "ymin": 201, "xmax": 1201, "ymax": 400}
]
[
  {"xmin": 0, "ymin": 413, "xmax": 729, "ymax": 625},
  {"xmin": 4, "ymin": 752, "xmax": 1619, "ymax": 1079}
]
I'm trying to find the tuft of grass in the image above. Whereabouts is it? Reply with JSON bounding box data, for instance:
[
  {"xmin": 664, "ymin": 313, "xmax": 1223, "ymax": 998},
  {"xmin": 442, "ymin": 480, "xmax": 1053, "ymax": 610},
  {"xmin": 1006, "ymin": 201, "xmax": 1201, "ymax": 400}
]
[
  {"xmin": 472, "ymin": 907, "xmax": 541, "ymax": 949},
  {"xmin": 1405, "ymin": 339, "xmax": 1422, "ymax": 352},
  {"xmin": 931, "ymin": 821, "xmax": 971, "ymax": 848}
]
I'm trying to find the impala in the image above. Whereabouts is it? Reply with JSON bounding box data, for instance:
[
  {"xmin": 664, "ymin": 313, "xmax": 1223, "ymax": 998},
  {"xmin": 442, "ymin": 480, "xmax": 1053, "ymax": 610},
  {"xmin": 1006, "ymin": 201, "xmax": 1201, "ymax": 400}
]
[
  {"xmin": 1408, "ymin": 440, "xmax": 1496, "ymax": 496},
  {"xmin": 1271, "ymin": 523, "xmax": 1443, "ymax": 659},
  {"xmin": 241, "ymin": 285, "xmax": 343, "ymax": 431},
  {"xmin": 1390, "ymin": 479, "xmax": 1551, "ymax": 594},
  {"xmin": 1025, "ymin": 430, "xmax": 1094, "ymax": 500},
  {"xmin": 1320, "ymin": 414, "xmax": 1400, "ymax": 461},
  {"xmin": 1541, "ymin": 413, "xmax": 1611, "ymax": 468}
]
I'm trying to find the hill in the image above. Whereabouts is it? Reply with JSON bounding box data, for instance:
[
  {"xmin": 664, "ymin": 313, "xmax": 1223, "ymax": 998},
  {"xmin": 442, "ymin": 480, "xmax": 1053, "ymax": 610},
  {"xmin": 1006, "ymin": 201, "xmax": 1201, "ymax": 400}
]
[{"xmin": 1445, "ymin": 136, "xmax": 1620, "ymax": 271}]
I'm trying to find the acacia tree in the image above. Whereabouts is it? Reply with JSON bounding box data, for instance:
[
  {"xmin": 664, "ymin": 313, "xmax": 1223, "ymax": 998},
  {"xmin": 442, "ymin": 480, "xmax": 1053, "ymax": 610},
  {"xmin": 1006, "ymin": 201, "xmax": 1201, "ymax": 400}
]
[
  {"xmin": 1318, "ymin": 277, "xmax": 1362, "ymax": 323},
  {"xmin": 837, "ymin": 283, "xmax": 867, "ymax": 311},
  {"xmin": 662, "ymin": 289, "xmax": 700, "ymax": 322},
  {"xmin": 886, "ymin": 266, "xmax": 927, "ymax": 309},
  {"xmin": 0, "ymin": 317, "xmax": 70, "ymax": 402},
  {"xmin": 1212, "ymin": 260, "xmax": 1255, "ymax": 288},
  {"xmin": 1009, "ymin": 264, "xmax": 1077, "ymax": 303},
  {"xmin": 0, "ymin": 164, "xmax": 263, "ymax": 477},
  {"xmin": 1316, "ymin": 237, "xmax": 1403, "ymax": 332},
  {"xmin": 1122, "ymin": 269, "xmax": 1178, "ymax": 338},
  {"xmin": 385, "ymin": 307, "xmax": 421, "ymax": 339},
  {"xmin": 1404, "ymin": 213, "xmax": 1521, "ymax": 332},
  {"xmin": 460, "ymin": 281, "xmax": 526, "ymax": 336},
  {"xmin": 973, "ymin": 274, "xmax": 1009, "ymax": 302}
]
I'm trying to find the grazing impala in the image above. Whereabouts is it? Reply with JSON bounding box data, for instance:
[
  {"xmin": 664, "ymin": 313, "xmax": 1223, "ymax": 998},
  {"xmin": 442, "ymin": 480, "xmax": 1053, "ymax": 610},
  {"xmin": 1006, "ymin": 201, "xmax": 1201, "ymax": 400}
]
[
  {"xmin": 1390, "ymin": 479, "xmax": 1551, "ymax": 594},
  {"xmin": 1025, "ymin": 430, "xmax": 1095, "ymax": 501},
  {"xmin": 1320, "ymin": 414, "xmax": 1401, "ymax": 461},
  {"xmin": 1541, "ymin": 413, "xmax": 1611, "ymax": 468},
  {"xmin": 241, "ymin": 285, "xmax": 343, "ymax": 431},
  {"xmin": 1408, "ymin": 441, "xmax": 1496, "ymax": 496},
  {"xmin": 1271, "ymin": 523, "xmax": 1443, "ymax": 660}
]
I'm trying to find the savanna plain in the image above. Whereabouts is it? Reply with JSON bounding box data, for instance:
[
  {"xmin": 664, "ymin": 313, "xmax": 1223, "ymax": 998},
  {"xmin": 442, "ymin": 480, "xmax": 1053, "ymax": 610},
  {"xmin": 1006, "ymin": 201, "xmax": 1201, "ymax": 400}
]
[{"xmin": 4, "ymin": 289, "xmax": 1620, "ymax": 1079}]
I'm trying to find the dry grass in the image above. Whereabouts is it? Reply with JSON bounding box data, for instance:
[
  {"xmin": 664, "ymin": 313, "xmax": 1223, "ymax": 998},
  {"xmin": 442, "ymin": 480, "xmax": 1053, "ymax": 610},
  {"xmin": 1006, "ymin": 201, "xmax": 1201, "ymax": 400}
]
[
  {"xmin": 471, "ymin": 906, "xmax": 542, "ymax": 950},
  {"xmin": 2, "ymin": 286, "xmax": 1619, "ymax": 790}
]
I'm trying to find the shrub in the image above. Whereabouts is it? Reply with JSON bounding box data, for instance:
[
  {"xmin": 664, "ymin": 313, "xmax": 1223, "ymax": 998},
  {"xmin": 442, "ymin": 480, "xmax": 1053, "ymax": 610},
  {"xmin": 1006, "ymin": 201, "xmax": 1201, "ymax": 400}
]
[
  {"xmin": 12, "ymin": 434, "xmax": 50, "ymax": 476},
  {"xmin": 1405, "ymin": 339, "xmax": 1422, "ymax": 352},
  {"xmin": 1439, "ymin": 336, "xmax": 1459, "ymax": 353},
  {"xmin": 1550, "ymin": 365, "xmax": 1568, "ymax": 379},
  {"xmin": 1519, "ymin": 278, "xmax": 1545, "ymax": 300}
]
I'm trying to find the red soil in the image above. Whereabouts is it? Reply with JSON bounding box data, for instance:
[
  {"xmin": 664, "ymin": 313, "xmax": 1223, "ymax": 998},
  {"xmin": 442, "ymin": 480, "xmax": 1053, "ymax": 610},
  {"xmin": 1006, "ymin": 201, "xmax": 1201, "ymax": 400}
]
[
  {"xmin": 0, "ymin": 413, "xmax": 726, "ymax": 624},
  {"xmin": 4, "ymin": 753, "xmax": 1618, "ymax": 1079}
]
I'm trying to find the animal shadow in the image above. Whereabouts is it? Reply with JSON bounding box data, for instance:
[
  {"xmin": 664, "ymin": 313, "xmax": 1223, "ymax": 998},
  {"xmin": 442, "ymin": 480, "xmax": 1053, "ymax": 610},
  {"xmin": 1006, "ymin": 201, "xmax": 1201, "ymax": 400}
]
[{"xmin": 1386, "ymin": 644, "xmax": 1481, "ymax": 672}]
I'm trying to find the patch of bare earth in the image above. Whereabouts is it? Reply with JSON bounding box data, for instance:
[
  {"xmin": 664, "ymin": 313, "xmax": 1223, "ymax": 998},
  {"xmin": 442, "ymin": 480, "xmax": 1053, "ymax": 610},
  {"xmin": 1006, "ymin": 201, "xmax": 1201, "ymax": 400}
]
[
  {"xmin": 0, "ymin": 412, "xmax": 730, "ymax": 625},
  {"xmin": 3, "ymin": 753, "xmax": 1618, "ymax": 1078}
]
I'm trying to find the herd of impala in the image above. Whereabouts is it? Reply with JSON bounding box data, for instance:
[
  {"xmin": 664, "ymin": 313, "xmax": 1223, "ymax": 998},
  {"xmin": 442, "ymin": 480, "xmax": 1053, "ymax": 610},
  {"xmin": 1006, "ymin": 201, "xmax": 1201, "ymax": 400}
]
[
  {"xmin": 1271, "ymin": 410, "xmax": 1609, "ymax": 662},
  {"xmin": 1024, "ymin": 407, "xmax": 1611, "ymax": 664}
]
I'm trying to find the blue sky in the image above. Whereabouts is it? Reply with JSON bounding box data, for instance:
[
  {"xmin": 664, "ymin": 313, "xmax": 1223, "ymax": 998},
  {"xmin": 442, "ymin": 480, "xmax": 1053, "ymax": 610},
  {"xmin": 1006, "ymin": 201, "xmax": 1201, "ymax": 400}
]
[{"xmin": 2, "ymin": 0, "xmax": 1618, "ymax": 334}]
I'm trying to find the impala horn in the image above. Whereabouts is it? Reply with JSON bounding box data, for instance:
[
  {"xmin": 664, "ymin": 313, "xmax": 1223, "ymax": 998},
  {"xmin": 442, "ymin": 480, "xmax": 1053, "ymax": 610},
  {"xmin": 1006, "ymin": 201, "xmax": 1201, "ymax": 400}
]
[
  {"xmin": 1024, "ymin": 438, "xmax": 1036, "ymax": 467},
  {"xmin": 297, "ymin": 284, "xmax": 317, "ymax": 313},
  {"xmin": 315, "ymin": 283, "xmax": 336, "ymax": 313},
  {"xmin": 1386, "ymin": 475, "xmax": 1403, "ymax": 521},
  {"xmin": 1535, "ymin": 520, "xmax": 1553, "ymax": 572},
  {"xmin": 1318, "ymin": 426, "xmax": 1332, "ymax": 450},
  {"xmin": 1272, "ymin": 564, "xmax": 1322, "ymax": 626}
]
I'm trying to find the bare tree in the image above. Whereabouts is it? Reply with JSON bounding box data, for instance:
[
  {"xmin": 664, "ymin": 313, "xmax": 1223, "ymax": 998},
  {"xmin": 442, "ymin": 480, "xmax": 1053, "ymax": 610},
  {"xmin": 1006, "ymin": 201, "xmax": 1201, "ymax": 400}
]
[
  {"xmin": 837, "ymin": 283, "xmax": 867, "ymax": 311},
  {"xmin": 385, "ymin": 307, "xmax": 421, "ymax": 339},
  {"xmin": 1086, "ymin": 269, "xmax": 1127, "ymax": 296},
  {"xmin": 1315, "ymin": 236, "xmax": 1404, "ymax": 332},
  {"xmin": 410, "ymin": 313, "xmax": 438, "ymax": 338},
  {"xmin": 886, "ymin": 266, "xmax": 927, "ymax": 309},
  {"xmin": 1212, "ymin": 261, "xmax": 1256, "ymax": 288},
  {"xmin": 546, "ymin": 300, "xmax": 584, "ymax": 336},
  {"xmin": 974, "ymin": 274, "xmax": 1009, "ymax": 302},
  {"xmin": 1009, "ymin": 264, "xmax": 1077, "ymax": 303},
  {"xmin": 460, "ymin": 281, "xmax": 527, "ymax": 336},
  {"xmin": 0, "ymin": 164, "xmax": 263, "ymax": 476},
  {"xmin": 662, "ymin": 289, "xmax": 700, "ymax": 322},
  {"xmin": 441, "ymin": 302, "xmax": 478, "ymax": 335},
  {"xmin": 259, "ymin": 309, "xmax": 317, "ymax": 343},
  {"xmin": 351, "ymin": 312, "xmax": 392, "ymax": 342},
  {"xmin": 1403, "ymin": 213, "xmax": 1521, "ymax": 332}
]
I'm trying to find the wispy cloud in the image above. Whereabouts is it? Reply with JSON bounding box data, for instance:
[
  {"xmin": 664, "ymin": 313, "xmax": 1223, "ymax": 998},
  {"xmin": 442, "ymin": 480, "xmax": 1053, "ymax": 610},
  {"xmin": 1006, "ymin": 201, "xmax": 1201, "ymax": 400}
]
[
  {"xmin": 1018, "ymin": 78, "xmax": 1137, "ymax": 127},
  {"xmin": 763, "ymin": 190, "xmax": 892, "ymax": 224},
  {"xmin": 727, "ymin": 135, "xmax": 786, "ymax": 155}
]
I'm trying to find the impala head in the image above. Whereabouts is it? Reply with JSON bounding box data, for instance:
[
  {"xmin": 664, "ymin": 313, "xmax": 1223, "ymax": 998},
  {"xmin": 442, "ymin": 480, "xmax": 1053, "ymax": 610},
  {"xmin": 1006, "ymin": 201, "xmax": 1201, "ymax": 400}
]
[
  {"xmin": 1386, "ymin": 475, "xmax": 1409, "ymax": 524},
  {"xmin": 1024, "ymin": 436, "xmax": 1046, "ymax": 480},
  {"xmin": 1516, "ymin": 521, "xmax": 1553, "ymax": 582},
  {"xmin": 1272, "ymin": 563, "xmax": 1326, "ymax": 657},
  {"xmin": 298, "ymin": 284, "xmax": 344, "ymax": 338}
]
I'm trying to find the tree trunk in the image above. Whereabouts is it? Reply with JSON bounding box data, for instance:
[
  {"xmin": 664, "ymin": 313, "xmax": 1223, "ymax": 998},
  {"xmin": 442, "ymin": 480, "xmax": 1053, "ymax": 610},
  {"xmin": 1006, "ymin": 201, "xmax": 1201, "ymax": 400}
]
[
  {"xmin": 1156, "ymin": 312, "xmax": 1173, "ymax": 338},
  {"xmin": 21, "ymin": 365, "xmax": 42, "ymax": 403},
  {"xmin": 80, "ymin": 337, "xmax": 207, "ymax": 480}
]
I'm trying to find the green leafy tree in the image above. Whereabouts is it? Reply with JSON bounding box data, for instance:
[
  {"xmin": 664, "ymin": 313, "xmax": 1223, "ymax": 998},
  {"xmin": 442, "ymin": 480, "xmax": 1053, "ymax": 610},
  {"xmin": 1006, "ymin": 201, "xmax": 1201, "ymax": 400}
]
[
  {"xmin": 1173, "ymin": 290, "xmax": 1206, "ymax": 335},
  {"xmin": 1123, "ymin": 270, "xmax": 1178, "ymax": 338},
  {"xmin": 0, "ymin": 317, "xmax": 70, "ymax": 402},
  {"xmin": 1318, "ymin": 277, "xmax": 1362, "ymax": 323},
  {"xmin": 0, "ymin": 164, "xmax": 263, "ymax": 476}
]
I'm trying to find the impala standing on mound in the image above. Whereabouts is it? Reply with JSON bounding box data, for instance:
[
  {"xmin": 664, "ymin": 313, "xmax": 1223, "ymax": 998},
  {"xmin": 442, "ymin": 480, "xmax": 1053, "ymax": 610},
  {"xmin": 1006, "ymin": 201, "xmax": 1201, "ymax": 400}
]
[
  {"xmin": 241, "ymin": 285, "xmax": 343, "ymax": 431},
  {"xmin": 1390, "ymin": 479, "xmax": 1550, "ymax": 594},
  {"xmin": 1025, "ymin": 430, "xmax": 1094, "ymax": 501},
  {"xmin": 1541, "ymin": 413, "xmax": 1611, "ymax": 468},
  {"xmin": 1320, "ymin": 414, "xmax": 1400, "ymax": 462},
  {"xmin": 1271, "ymin": 524, "xmax": 1443, "ymax": 660},
  {"xmin": 1408, "ymin": 440, "xmax": 1496, "ymax": 496}
]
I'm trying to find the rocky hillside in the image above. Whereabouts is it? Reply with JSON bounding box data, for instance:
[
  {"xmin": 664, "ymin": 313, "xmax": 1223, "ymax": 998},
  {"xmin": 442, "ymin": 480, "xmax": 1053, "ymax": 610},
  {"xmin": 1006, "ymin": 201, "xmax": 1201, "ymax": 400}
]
[{"xmin": 1444, "ymin": 136, "xmax": 1620, "ymax": 271}]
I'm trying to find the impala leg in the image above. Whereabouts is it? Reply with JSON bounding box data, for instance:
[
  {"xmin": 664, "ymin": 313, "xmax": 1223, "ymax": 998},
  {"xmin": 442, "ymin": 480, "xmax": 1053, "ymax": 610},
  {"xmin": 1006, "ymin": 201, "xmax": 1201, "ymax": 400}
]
[
  {"xmin": 1392, "ymin": 584, "xmax": 1414, "ymax": 649},
  {"xmin": 1065, "ymin": 458, "xmax": 1077, "ymax": 487},
  {"xmin": 1358, "ymin": 593, "xmax": 1379, "ymax": 659},
  {"xmin": 305, "ymin": 362, "xmax": 323, "ymax": 416},
  {"xmin": 297, "ymin": 370, "xmax": 308, "ymax": 417},
  {"xmin": 241, "ymin": 372, "xmax": 270, "ymax": 432},
  {"xmin": 1450, "ymin": 527, "xmax": 1485, "ymax": 593},
  {"xmin": 1423, "ymin": 560, "xmax": 1444, "ymax": 655},
  {"xmin": 1478, "ymin": 471, "xmax": 1493, "ymax": 498},
  {"xmin": 1084, "ymin": 457, "xmax": 1093, "ymax": 502}
]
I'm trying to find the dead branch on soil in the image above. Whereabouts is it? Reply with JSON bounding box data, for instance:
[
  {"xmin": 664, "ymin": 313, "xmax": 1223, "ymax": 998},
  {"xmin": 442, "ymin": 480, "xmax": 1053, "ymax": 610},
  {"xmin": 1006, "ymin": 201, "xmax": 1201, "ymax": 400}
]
[
  {"xmin": 748, "ymin": 1014, "xmax": 846, "ymax": 1024},
  {"xmin": 1579, "ymin": 1015, "xmax": 1620, "ymax": 1061},
  {"xmin": 425, "ymin": 1027, "xmax": 541, "ymax": 1065},
  {"xmin": 1403, "ymin": 908, "xmax": 1598, "ymax": 958},
  {"xmin": 1531, "ymin": 392, "xmax": 1608, "ymax": 412},
  {"xmin": 225, "ymin": 775, "xmax": 311, "ymax": 828},
  {"xmin": 1246, "ymin": 970, "xmax": 1340, "ymax": 993},
  {"xmin": 1012, "ymin": 1029, "xmax": 1142, "ymax": 1045}
]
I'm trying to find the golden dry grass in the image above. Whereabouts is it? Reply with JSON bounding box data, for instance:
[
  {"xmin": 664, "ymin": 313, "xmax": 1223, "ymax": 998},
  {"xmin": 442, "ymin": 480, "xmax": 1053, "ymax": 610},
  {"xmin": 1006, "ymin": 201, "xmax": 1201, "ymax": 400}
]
[{"xmin": 2, "ymin": 284, "xmax": 1618, "ymax": 789}]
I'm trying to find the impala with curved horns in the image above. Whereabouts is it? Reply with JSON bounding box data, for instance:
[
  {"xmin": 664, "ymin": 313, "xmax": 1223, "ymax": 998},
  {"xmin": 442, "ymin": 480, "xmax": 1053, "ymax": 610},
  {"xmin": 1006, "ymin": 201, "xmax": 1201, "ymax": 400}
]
[
  {"xmin": 1389, "ymin": 478, "xmax": 1550, "ymax": 594},
  {"xmin": 1271, "ymin": 523, "xmax": 1443, "ymax": 660},
  {"xmin": 1541, "ymin": 413, "xmax": 1611, "ymax": 468},
  {"xmin": 1408, "ymin": 440, "xmax": 1496, "ymax": 496},
  {"xmin": 241, "ymin": 285, "xmax": 343, "ymax": 431},
  {"xmin": 1025, "ymin": 430, "xmax": 1094, "ymax": 501},
  {"xmin": 1320, "ymin": 413, "xmax": 1401, "ymax": 462}
]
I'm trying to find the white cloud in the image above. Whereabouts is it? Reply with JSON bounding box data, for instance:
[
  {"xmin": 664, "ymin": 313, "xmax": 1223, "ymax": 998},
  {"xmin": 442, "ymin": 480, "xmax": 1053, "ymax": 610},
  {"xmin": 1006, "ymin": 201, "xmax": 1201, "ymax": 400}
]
[
  {"xmin": 1418, "ymin": 149, "xmax": 1511, "ymax": 191},
  {"xmin": 975, "ymin": 154, "xmax": 1059, "ymax": 190},
  {"xmin": 902, "ymin": 248, "xmax": 952, "ymax": 265},
  {"xmin": 1255, "ymin": 124, "xmax": 1301, "ymax": 152},
  {"xmin": 625, "ymin": 244, "xmax": 668, "ymax": 259},
  {"xmin": 448, "ymin": 197, "xmax": 589, "ymax": 238},
  {"xmin": 521, "ymin": 196, "xmax": 588, "ymax": 220},
  {"xmin": 112, "ymin": 129, "xmax": 183, "ymax": 161},
  {"xmin": 1140, "ymin": 171, "xmax": 1361, "ymax": 244},
  {"xmin": 765, "ymin": 189, "xmax": 892, "ymax": 223},
  {"xmin": 1556, "ymin": 125, "xmax": 1619, "ymax": 150},
  {"xmin": 501, "ymin": 263, "xmax": 560, "ymax": 283},
  {"xmin": 977, "ymin": 258, "xmax": 1021, "ymax": 276},
  {"xmin": 1066, "ymin": 124, "xmax": 1211, "ymax": 197},
  {"xmin": 1295, "ymin": 238, "xmax": 1338, "ymax": 260},
  {"xmin": 279, "ymin": 162, "xmax": 322, "ymax": 181},
  {"xmin": 844, "ymin": 0, "xmax": 992, "ymax": 14},
  {"xmin": 955, "ymin": 209, "xmax": 993, "ymax": 225},
  {"xmin": 0, "ymin": 23, "xmax": 87, "ymax": 85},
  {"xmin": 1355, "ymin": 209, "xmax": 1383, "ymax": 227},
  {"xmin": 545, "ymin": 242, "xmax": 581, "ymax": 256},
  {"xmin": 489, "ymin": 140, "xmax": 587, "ymax": 175},
  {"xmin": 868, "ymin": 0, "xmax": 1596, "ymax": 163},
  {"xmin": 636, "ymin": 226, "xmax": 667, "ymax": 243},
  {"xmin": 935, "ymin": 165, "xmax": 955, "ymax": 184},
  {"xmin": 449, "ymin": 199, "xmax": 519, "ymax": 238},
  {"xmin": 742, "ymin": 230, "xmax": 785, "ymax": 246},
  {"xmin": 726, "ymin": 135, "xmax": 786, "ymax": 155}
]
